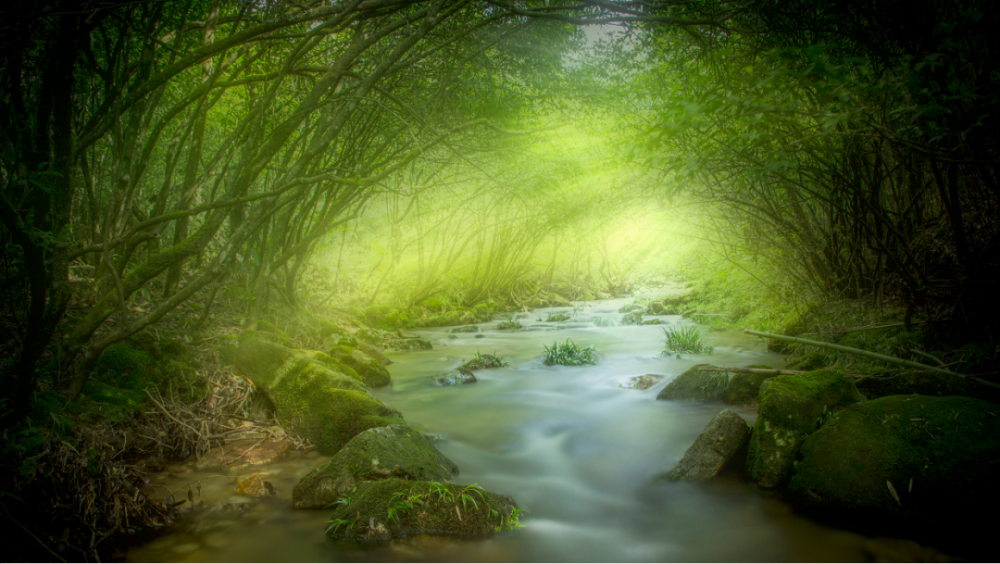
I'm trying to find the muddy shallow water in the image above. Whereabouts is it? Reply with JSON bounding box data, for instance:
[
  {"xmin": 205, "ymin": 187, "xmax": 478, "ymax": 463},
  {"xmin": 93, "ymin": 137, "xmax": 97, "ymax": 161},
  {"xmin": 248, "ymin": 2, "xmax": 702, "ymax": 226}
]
[{"xmin": 128, "ymin": 293, "xmax": 916, "ymax": 562}]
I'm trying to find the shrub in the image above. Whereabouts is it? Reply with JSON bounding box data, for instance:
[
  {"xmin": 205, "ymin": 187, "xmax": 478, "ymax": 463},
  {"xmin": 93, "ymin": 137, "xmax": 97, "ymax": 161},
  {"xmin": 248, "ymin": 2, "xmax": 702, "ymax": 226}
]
[
  {"xmin": 542, "ymin": 339, "xmax": 600, "ymax": 366},
  {"xmin": 546, "ymin": 312, "xmax": 571, "ymax": 323}
]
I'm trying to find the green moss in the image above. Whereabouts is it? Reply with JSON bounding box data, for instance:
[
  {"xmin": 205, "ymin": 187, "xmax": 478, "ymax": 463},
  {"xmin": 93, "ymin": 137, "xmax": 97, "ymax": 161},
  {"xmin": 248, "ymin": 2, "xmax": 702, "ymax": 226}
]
[
  {"xmin": 788, "ymin": 395, "xmax": 1000, "ymax": 520},
  {"xmin": 234, "ymin": 338, "xmax": 403, "ymax": 452},
  {"xmin": 326, "ymin": 478, "xmax": 520, "ymax": 543},
  {"xmin": 656, "ymin": 364, "xmax": 728, "ymax": 401},
  {"xmin": 328, "ymin": 345, "xmax": 391, "ymax": 388},
  {"xmin": 293, "ymin": 425, "xmax": 458, "ymax": 509},
  {"xmin": 722, "ymin": 365, "xmax": 773, "ymax": 405},
  {"xmin": 747, "ymin": 369, "xmax": 864, "ymax": 488}
]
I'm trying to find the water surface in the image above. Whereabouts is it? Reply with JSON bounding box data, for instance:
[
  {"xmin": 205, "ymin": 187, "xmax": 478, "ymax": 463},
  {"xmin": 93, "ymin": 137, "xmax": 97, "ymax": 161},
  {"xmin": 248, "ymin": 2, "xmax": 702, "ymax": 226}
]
[{"xmin": 129, "ymin": 294, "xmax": 879, "ymax": 562}]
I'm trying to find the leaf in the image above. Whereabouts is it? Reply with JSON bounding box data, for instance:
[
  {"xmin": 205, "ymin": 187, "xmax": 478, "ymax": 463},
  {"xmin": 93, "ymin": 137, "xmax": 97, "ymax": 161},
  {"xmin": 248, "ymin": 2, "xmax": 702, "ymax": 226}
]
[
  {"xmin": 908, "ymin": 478, "xmax": 913, "ymax": 493},
  {"xmin": 887, "ymin": 480, "xmax": 901, "ymax": 506}
]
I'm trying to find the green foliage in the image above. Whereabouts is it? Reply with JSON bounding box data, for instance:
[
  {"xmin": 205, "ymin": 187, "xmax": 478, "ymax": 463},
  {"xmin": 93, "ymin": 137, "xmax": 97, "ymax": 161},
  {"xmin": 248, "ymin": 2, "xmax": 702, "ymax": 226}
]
[
  {"xmin": 496, "ymin": 316, "xmax": 523, "ymax": 331},
  {"xmin": 622, "ymin": 311, "xmax": 643, "ymax": 325},
  {"xmin": 459, "ymin": 351, "xmax": 507, "ymax": 372},
  {"xmin": 661, "ymin": 326, "xmax": 713, "ymax": 356},
  {"xmin": 618, "ymin": 303, "xmax": 644, "ymax": 313},
  {"xmin": 542, "ymin": 339, "xmax": 600, "ymax": 366},
  {"xmin": 545, "ymin": 312, "xmax": 572, "ymax": 323}
]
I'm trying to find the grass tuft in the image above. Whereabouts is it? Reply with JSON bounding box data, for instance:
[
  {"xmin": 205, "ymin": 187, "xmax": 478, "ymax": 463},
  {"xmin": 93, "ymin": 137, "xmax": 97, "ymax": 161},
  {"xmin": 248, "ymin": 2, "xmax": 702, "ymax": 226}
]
[
  {"xmin": 542, "ymin": 339, "xmax": 600, "ymax": 366},
  {"xmin": 661, "ymin": 325, "xmax": 713, "ymax": 356},
  {"xmin": 496, "ymin": 315, "xmax": 522, "ymax": 331}
]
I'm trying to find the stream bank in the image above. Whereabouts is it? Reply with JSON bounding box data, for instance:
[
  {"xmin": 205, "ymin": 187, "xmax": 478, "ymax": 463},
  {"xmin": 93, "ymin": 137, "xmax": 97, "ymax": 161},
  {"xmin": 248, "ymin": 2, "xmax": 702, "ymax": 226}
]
[{"xmin": 124, "ymin": 293, "xmax": 970, "ymax": 562}]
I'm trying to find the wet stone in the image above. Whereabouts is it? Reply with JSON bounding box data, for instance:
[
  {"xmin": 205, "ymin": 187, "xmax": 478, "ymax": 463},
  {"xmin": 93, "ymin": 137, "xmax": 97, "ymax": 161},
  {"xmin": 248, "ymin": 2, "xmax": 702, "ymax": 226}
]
[
  {"xmin": 429, "ymin": 371, "xmax": 477, "ymax": 386},
  {"xmin": 451, "ymin": 325, "xmax": 480, "ymax": 333},
  {"xmin": 621, "ymin": 374, "xmax": 665, "ymax": 390},
  {"xmin": 234, "ymin": 474, "xmax": 276, "ymax": 497}
]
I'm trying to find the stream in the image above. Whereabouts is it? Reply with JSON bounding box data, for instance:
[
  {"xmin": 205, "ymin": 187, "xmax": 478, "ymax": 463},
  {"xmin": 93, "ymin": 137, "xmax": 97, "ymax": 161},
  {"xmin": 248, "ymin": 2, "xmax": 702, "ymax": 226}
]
[{"xmin": 128, "ymin": 293, "xmax": 888, "ymax": 562}]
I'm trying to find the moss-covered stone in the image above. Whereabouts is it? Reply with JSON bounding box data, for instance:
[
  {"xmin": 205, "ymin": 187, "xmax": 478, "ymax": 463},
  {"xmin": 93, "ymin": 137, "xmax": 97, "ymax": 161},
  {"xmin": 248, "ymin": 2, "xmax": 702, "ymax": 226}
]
[
  {"xmin": 656, "ymin": 364, "xmax": 729, "ymax": 401},
  {"xmin": 747, "ymin": 369, "xmax": 864, "ymax": 489},
  {"xmin": 854, "ymin": 370, "xmax": 996, "ymax": 402},
  {"xmin": 325, "ymin": 478, "xmax": 520, "ymax": 543},
  {"xmin": 234, "ymin": 338, "xmax": 404, "ymax": 453},
  {"xmin": 788, "ymin": 395, "xmax": 1000, "ymax": 523},
  {"xmin": 663, "ymin": 409, "xmax": 751, "ymax": 481},
  {"xmin": 395, "ymin": 338, "xmax": 433, "ymax": 351},
  {"xmin": 620, "ymin": 374, "xmax": 664, "ymax": 390},
  {"xmin": 328, "ymin": 345, "xmax": 391, "ymax": 388},
  {"xmin": 429, "ymin": 371, "xmax": 477, "ymax": 386},
  {"xmin": 722, "ymin": 365, "xmax": 773, "ymax": 405},
  {"xmin": 355, "ymin": 341, "xmax": 391, "ymax": 366},
  {"xmin": 293, "ymin": 425, "xmax": 458, "ymax": 509}
]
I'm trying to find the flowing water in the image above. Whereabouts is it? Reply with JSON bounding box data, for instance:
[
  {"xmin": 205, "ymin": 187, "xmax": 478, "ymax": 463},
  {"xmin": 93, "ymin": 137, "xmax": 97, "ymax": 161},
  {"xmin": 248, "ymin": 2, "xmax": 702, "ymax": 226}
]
[{"xmin": 128, "ymin": 293, "xmax": 885, "ymax": 562}]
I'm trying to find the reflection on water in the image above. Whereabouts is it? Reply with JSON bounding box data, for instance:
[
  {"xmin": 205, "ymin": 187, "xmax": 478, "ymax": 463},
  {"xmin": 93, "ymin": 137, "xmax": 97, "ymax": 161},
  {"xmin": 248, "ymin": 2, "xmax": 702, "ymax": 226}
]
[{"xmin": 128, "ymin": 294, "xmax": 876, "ymax": 562}]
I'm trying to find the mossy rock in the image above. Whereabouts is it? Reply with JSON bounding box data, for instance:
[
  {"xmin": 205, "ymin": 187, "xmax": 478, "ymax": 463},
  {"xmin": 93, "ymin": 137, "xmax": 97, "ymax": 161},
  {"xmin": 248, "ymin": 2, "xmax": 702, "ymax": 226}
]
[
  {"xmin": 234, "ymin": 339, "xmax": 404, "ymax": 453},
  {"xmin": 451, "ymin": 325, "xmax": 480, "ymax": 333},
  {"xmin": 395, "ymin": 338, "xmax": 433, "ymax": 351},
  {"xmin": 301, "ymin": 350, "xmax": 363, "ymax": 383},
  {"xmin": 722, "ymin": 365, "xmax": 773, "ymax": 405},
  {"xmin": 325, "ymin": 478, "xmax": 519, "ymax": 543},
  {"xmin": 430, "ymin": 371, "xmax": 477, "ymax": 386},
  {"xmin": 620, "ymin": 374, "xmax": 664, "ymax": 390},
  {"xmin": 854, "ymin": 370, "xmax": 996, "ymax": 402},
  {"xmin": 747, "ymin": 369, "xmax": 865, "ymax": 489},
  {"xmin": 329, "ymin": 345, "xmax": 391, "ymax": 388},
  {"xmin": 641, "ymin": 319, "xmax": 662, "ymax": 325},
  {"xmin": 293, "ymin": 425, "xmax": 458, "ymax": 509},
  {"xmin": 663, "ymin": 409, "xmax": 751, "ymax": 481},
  {"xmin": 355, "ymin": 341, "xmax": 391, "ymax": 366},
  {"xmin": 622, "ymin": 311, "xmax": 643, "ymax": 325},
  {"xmin": 788, "ymin": 395, "xmax": 1000, "ymax": 527},
  {"xmin": 656, "ymin": 364, "xmax": 729, "ymax": 402}
]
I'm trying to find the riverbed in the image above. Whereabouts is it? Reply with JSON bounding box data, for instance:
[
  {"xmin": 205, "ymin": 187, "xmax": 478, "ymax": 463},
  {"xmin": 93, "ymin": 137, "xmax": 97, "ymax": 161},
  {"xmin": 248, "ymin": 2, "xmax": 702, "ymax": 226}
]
[{"xmin": 128, "ymin": 294, "xmax": 894, "ymax": 562}]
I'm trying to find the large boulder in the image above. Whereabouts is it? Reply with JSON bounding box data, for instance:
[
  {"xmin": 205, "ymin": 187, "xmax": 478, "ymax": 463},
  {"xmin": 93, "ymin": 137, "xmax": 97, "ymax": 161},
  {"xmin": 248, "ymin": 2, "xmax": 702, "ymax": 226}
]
[
  {"xmin": 293, "ymin": 425, "xmax": 458, "ymax": 509},
  {"xmin": 234, "ymin": 338, "xmax": 405, "ymax": 453},
  {"xmin": 656, "ymin": 364, "xmax": 729, "ymax": 401},
  {"xmin": 722, "ymin": 365, "xmax": 774, "ymax": 405},
  {"xmin": 788, "ymin": 395, "xmax": 1000, "ymax": 521},
  {"xmin": 854, "ymin": 370, "xmax": 998, "ymax": 403},
  {"xmin": 747, "ymin": 369, "xmax": 864, "ymax": 489},
  {"xmin": 325, "ymin": 478, "xmax": 520, "ymax": 543},
  {"xmin": 328, "ymin": 345, "xmax": 391, "ymax": 388},
  {"xmin": 663, "ymin": 409, "xmax": 751, "ymax": 481}
]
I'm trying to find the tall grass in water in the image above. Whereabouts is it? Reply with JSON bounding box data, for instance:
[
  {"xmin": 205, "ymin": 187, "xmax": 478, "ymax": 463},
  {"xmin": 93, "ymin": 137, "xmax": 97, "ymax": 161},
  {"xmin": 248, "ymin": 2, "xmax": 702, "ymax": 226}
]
[{"xmin": 661, "ymin": 326, "xmax": 713, "ymax": 356}]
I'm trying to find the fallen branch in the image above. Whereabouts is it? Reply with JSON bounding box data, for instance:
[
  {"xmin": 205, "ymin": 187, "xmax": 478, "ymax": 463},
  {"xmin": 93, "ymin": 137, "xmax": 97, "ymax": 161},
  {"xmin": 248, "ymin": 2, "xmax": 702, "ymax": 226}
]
[
  {"xmin": 696, "ymin": 365, "xmax": 805, "ymax": 376},
  {"xmin": 744, "ymin": 329, "xmax": 1000, "ymax": 390}
]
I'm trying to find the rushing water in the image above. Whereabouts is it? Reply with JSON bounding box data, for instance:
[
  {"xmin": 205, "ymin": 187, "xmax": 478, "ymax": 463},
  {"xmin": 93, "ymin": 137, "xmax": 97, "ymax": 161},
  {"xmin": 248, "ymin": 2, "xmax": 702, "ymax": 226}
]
[{"xmin": 129, "ymin": 293, "xmax": 890, "ymax": 562}]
